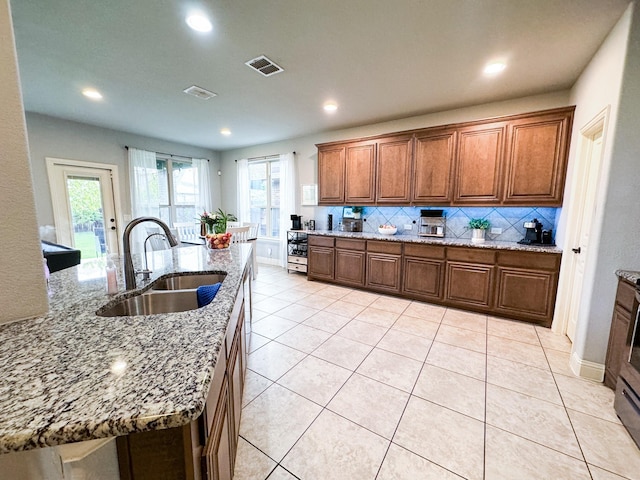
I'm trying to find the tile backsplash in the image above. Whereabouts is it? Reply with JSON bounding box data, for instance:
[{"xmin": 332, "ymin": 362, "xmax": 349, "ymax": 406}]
[{"xmin": 313, "ymin": 206, "xmax": 558, "ymax": 243}]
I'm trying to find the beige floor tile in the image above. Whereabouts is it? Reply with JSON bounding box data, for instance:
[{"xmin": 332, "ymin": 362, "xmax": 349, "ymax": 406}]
[
  {"xmin": 357, "ymin": 348, "xmax": 422, "ymax": 392},
  {"xmin": 394, "ymin": 396, "xmax": 485, "ymax": 480},
  {"xmin": 294, "ymin": 281, "xmax": 331, "ymax": 294},
  {"xmin": 535, "ymin": 325, "xmax": 572, "ymax": 352},
  {"xmin": 354, "ymin": 306, "xmax": 400, "ymax": 328},
  {"xmin": 248, "ymin": 333, "xmax": 271, "ymax": 353},
  {"xmin": 274, "ymin": 324, "xmax": 331, "ymax": 354},
  {"xmin": 487, "ymin": 316, "xmax": 540, "ymax": 345},
  {"xmin": 484, "ymin": 425, "xmax": 591, "ymax": 480},
  {"xmin": 487, "ymin": 355, "xmax": 562, "ymax": 405},
  {"xmin": 435, "ymin": 324, "xmax": 487, "ymax": 353},
  {"xmin": 486, "ymin": 384, "xmax": 582, "ymax": 459},
  {"xmin": 568, "ymin": 408, "xmax": 640, "ymax": 479},
  {"xmin": 239, "ymin": 384, "xmax": 322, "ymax": 461},
  {"xmin": 281, "ymin": 410, "xmax": 389, "ymax": 480},
  {"xmin": 271, "ymin": 303, "xmax": 319, "ymax": 322},
  {"xmin": 252, "ymin": 283, "xmax": 290, "ymax": 296},
  {"xmin": 426, "ymin": 341, "xmax": 486, "ymax": 381},
  {"xmin": 323, "ymin": 299, "xmax": 366, "ymax": 318},
  {"xmin": 295, "ymin": 294, "xmax": 336, "ymax": 310},
  {"xmin": 413, "ymin": 365, "xmax": 485, "ymax": 421},
  {"xmin": 271, "ymin": 288, "xmax": 309, "ymax": 303},
  {"xmin": 252, "ymin": 292, "xmax": 270, "ymax": 304},
  {"xmin": 377, "ymin": 443, "xmax": 464, "ymax": 480},
  {"xmin": 327, "ymin": 373, "xmax": 409, "ymax": 439},
  {"xmin": 554, "ymin": 373, "xmax": 618, "ymax": 423},
  {"xmin": 391, "ymin": 314, "xmax": 441, "ymax": 339},
  {"xmin": 303, "ymin": 311, "xmax": 352, "ymax": 334},
  {"xmin": 266, "ymin": 466, "xmax": 298, "ymax": 480},
  {"xmin": 277, "ymin": 355, "xmax": 351, "ymax": 406},
  {"xmin": 316, "ymin": 284, "xmax": 353, "ymax": 299},
  {"xmin": 588, "ymin": 464, "xmax": 631, "ymax": 480},
  {"xmin": 403, "ymin": 301, "xmax": 446, "ymax": 322},
  {"xmin": 252, "ymin": 308, "xmax": 271, "ymax": 322},
  {"xmin": 253, "ymin": 297, "xmax": 292, "ymax": 314},
  {"xmin": 242, "ymin": 369, "xmax": 273, "ymax": 407},
  {"xmin": 377, "ymin": 329, "xmax": 432, "ymax": 362},
  {"xmin": 545, "ymin": 348, "xmax": 574, "ymax": 376},
  {"xmin": 251, "ymin": 315, "xmax": 298, "ymax": 339},
  {"xmin": 370, "ymin": 295, "xmax": 412, "ymax": 314},
  {"xmin": 312, "ymin": 335, "xmax": 373, "ymax": 370},
  {"xmin": 487, "ymin": 334, "xmax": 549, "ymax": 370},
  {"xmin": 336, "ymin": 319, "xmax": 389, "ymax": 346},
  {"xmin": 247, "ymin": 341, "xmax": 306, "ymax": 381},
  {"xmin": 233, "ymin": 437, "xmax": 277, "ymax": 480},
  {"xmin": 442, "ymin": 308, "xmax": 487, "ymax": 333},
  {"xmin": 341, "ymin": 290, "xmax": 381, "ymax": 307}
]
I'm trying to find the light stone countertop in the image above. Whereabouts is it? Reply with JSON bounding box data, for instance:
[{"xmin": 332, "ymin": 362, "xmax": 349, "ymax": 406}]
[
  {"xmin": 307, "ymin": 230, "xmax": 563, "ymax": 254},
  {"xmin": 0, "ymin": 243, "xmax": 252, "ymax": 454},
  {"xmin": 616, "ymin": 270, "xmax": 640, "ymax": 285}
]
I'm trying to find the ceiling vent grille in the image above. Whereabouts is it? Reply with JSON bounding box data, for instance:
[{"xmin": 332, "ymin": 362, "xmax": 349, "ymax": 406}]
[
  {"xmin": 183, "ymin": 85, "xmax": 217, "ymax": 100},
  {"xmin": 245, "ymin": 55, "xmax": 284, "ymax": 77}
]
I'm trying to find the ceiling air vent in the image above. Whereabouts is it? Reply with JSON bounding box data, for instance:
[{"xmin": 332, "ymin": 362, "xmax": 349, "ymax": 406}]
[
  {"xmin": 183, "ymin": 85, "xmax": 217, "ymax": 100},
  {"xmin": 245, "ymin": 55, "xmax": 284, "ymax": 77}
]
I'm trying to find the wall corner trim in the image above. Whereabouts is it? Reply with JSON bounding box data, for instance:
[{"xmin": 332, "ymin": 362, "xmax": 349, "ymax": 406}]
[{"xmin": 569, "ymin": 351, "xmax": 605, "ymax": 382}]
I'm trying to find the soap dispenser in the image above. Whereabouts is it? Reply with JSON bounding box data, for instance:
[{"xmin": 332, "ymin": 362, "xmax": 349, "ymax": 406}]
[{"xmin": 106, "ymin": 254, "xmax": 118, "ymax": 294}]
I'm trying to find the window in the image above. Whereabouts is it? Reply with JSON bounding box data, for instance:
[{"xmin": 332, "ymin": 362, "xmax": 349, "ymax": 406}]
[
  {"xmin": 155, "ymin": 157, "xmax": 199, "ymax": 225},
  {"xmin": 248, "ymin": 159, "xmax": 280, "ymax": 237}
]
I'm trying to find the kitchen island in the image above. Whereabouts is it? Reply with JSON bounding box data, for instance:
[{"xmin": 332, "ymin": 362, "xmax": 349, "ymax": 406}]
[{"xmin": 0, "ymin": 243, "xmax": 252, "ymax": 477}]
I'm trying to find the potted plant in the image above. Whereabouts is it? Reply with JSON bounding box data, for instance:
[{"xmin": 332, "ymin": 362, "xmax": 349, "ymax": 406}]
[
  {"xmin": 351, "ymin": 206, "xmax": 363, "ymax": 219},
  {"xmin": 199, "ymin": 208, "xmax": 238, "ymax": 235},
  {"xmin": 468, "ymin": 218, "xmax": 490, "ymax": 244}
]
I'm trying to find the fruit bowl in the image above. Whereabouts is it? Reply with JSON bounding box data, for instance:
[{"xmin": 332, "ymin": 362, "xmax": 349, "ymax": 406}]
[
  {"xmin": 378, "ymin": 225, "xmax": 397, "ymax": 235},
  {"xmin": 205, "ymin": 233, "xmax": 232, "ymax": 249}
]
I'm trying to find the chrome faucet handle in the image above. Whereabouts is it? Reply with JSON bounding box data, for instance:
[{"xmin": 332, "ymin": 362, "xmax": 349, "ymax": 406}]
[{"xmin": 137, "ymin": 269, "xmax": 152, "ymax": 281}]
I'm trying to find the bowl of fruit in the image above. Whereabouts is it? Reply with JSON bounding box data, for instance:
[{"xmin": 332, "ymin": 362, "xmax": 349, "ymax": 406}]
[
  {"xmin": 206, "ymin": 232, "xmax": 232, "ymax": 250},
  {"xmin": 378, "ymin": 224, "xmax": 397, "ymax": 235}
]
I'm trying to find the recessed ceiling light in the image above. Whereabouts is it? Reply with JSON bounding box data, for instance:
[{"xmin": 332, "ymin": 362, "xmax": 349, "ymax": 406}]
[
  {"xmin": 483, "ymin": 61, "xmax": 507, "ymax": 76},
  {"xmin": 323, "ymin": 101, "xmax": 338, "ymax": 113},
  {"xmin": 220, "ymin": 128, "xmax": 231, "ymax": 136},
  {"xmin": 82, "ymin": 88, "xmax": 103, "ymax": 100},
  {"xmin": 186, "ymin": 14, "xmax": 212, "ymax": 33}
]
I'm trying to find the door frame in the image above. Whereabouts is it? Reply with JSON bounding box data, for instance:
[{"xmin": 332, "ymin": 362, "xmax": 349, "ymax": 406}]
[
  {"xmin": 553, "ymin": 106, "xmax": 610, "ymax": 337},
  {"xmin": 46, "ymin": 157, "xmax": 124, "ymax": 255}
]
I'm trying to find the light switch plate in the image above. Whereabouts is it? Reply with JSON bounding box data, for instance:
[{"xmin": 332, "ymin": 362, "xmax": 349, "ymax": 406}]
[
  {"xmin": 490, "ymin": 227, "xmax": 503, "ymax": 234},
  {"xmin": 404, "ymin": 224, "xmax": 413, "ymax": 231}
]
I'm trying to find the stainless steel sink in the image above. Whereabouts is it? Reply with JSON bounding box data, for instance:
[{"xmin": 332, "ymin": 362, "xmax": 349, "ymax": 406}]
[
  {"xmin": 151, "ymin": 273, "xmax": 227, "ymax": 290},
  {"xmin": 97, "ymin": 290, "xmax": 199, "ymax": 317}
]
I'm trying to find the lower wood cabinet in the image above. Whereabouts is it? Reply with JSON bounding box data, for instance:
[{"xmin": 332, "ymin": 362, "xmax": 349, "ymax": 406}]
[
  {"xmin": 366, "ymin": 241, "xmax": 402, "ymax": 294},
  {"xmin": 494, "ymin": 267, "xmax": 556, "ymax": 321},
  {"xmin": 402, "ymin": 244, "xmax": 445, "ymax": 300},
  {"xmin": 445, "ymin": 262, "xmax": 494, "ymax": 308},
  {"xmin": 308, "ymin": 236, "xmax": 335, "ymax": 281},
  {"xmin": 334, "ymin": 238, "xmax": 366, "ymax": 287},
  {"xmin": 604, "ymin": 279, "xmax": 638, "ymax": 389}
]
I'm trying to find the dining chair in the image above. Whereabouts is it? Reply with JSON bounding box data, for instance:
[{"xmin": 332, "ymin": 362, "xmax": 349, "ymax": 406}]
[
  {"xmin": 226, "ymin": 221, "xmax": 240, "ymax": 229},
  {"xmin": 243, "ymin": 222, "xmax": 260, "ymax": 239},
  {"xmin": 173, "ymin": 222, "xmax": 199, "ymax": 243},
  {"xmin": 241, "ymin": 222, "xmax": 259, "ymax": 278},
  {"xmin": 227, "ymin": 225, "xmax": 250, "ymax": 244}
]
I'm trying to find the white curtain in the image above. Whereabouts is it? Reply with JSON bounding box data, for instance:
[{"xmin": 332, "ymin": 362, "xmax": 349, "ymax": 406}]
[
  {"xmin": 279, "ymin": 152, "xmax": 296, "ymax": 267},
  {"xmin": 128, "ymin": 147, "xmax": 158, "ymax": 252},
  {"xmin": 236, "ymin": 159, "xmax": 250, "ymax": 224},
  {"xmin": 193, "ymin": 158, "xmax": 211, "ymax": 215}
]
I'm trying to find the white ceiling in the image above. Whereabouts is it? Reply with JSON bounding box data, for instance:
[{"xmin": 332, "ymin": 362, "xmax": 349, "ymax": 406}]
[{"xmin": 10, "ymin": 0, "xmax": 630, "ymax": 151}]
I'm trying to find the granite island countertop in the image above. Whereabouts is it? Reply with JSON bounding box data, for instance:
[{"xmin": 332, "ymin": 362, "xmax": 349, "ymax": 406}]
[
  {"xmin": 0, "ymin": 243, "xmax": 252, "ymax": 454},
  {"xmin": 616, "ymin": 269, "xmax": 640, "ymax": 285},
  {"xmin": 307, "ymin": 230, "xmax": 563, "ymax": 254}
]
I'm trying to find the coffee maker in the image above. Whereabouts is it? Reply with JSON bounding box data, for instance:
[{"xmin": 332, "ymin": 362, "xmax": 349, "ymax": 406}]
[
  {"xmin": 518, "ymin": 218, "xmax": 543, "ymax": 245},
  {"xmin": 290, "ymin": 214, "xmax": 302, "ymax": 231}
]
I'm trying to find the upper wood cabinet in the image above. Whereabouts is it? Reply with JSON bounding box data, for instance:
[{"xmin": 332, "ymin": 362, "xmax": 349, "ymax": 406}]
[
  {"xmin": 376, "ymin": 135, "xmax": 413, "ymax": 203},
  {"xmin": 503, "ymin": 109, "xmax": 574, "ymax": 205},
  {"xmin": 412, "ymin": 130, "xmax": 456, "ymax": 204},
  {"xmin": 318, "ymin": 145, "xmax": 346, "ymax": 204},
  {"xmin": 345, "ymin": 140, "xmax": 377, "ymax": 204}
]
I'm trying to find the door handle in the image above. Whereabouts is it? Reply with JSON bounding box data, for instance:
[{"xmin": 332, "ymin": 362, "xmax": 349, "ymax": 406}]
[{"xmin": 571, "ymin": 247, "xmax": 581, "ymax": 254}]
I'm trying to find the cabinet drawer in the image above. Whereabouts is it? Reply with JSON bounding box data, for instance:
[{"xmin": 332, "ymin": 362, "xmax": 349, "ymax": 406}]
[
  {"xmin": 367, "ymin": 240, "xmax": 402, "ymax": 255},
  {"xmin": 404, "ymin": 243, "xmax": 445, "ymax": 259},
  {"xmin": 447, "ymin": 246, "xmax": 495, "ymax": 264},
  {"xmin": 288, "ymin": 255, "xmax": 308, "ymax": 265},
  {"xmin": 336, "ymin": 238, "xmax": 366, "ymax": 251},
  {"xmin": 497, "ymin": 250, "xmax": 560, "ymax": 270},
  {"xmin": 308, "ymin": 235, "xmax": 334, "ymax": 247},
  {"xmin": 616, "ymin": 279, "xmax": 637, "ymax": 312},
  {"xmin": 288, "ymin": 263, "xmax": 308, "ymax": 273}
]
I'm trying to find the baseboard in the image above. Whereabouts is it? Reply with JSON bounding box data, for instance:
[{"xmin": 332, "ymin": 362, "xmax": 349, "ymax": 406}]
[
  {"xmin": 256, "ymin": 256, "xmax": 280, "ymax": 266},
  {"xmin": 569, "ymin": 351, "xmax": 605, "ymax": 382}
]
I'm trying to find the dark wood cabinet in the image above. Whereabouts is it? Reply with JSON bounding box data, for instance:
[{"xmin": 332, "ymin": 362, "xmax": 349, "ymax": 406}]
[
  {"xmin": 345, "ymin": 141, "xmax": 376, "ymax": 204},
  {"xmin": 412, "ymin": 130, "xmax": 456, "ymax": 204},
  {"xmin": 334, "ymin": 238, "xmax": 366, "ymax": 287},
  {"xmin": 503, "ymin": 109, "xmax": 573, "ymax": 205},
  {"xmin": 402, "ymin": 243, "xmax": 445, "ymax": 300},
  {"xmin": 453, "ymin": 122, "xmax": 506, "ymax": 204},
  {"xmin": 445, "ymin": 262, "xmax": 494, "ymax": 308},
  {"xmin": 307, "ymin": 236, "xmax": 335, "ymax": 281},
  {"xmin": 366, "ymin": 241, "xmax": 402, "ymax": 294},
  {"xmin": 318, "ymin": 145, "xmax": 345, "ymax": 204},
  {"xmin": 376, "ymin": 135, "xmax": 413, "ymax": 204},
  {"xmin": 605, "ymin": 279, "xmax": 638, "ymax": 389}
]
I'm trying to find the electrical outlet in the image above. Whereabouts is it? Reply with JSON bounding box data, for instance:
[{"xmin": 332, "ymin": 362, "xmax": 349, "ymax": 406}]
[
  {"xmin": 403, "ymin": 224, "xmax": 413, "ymax": 231},
  {"xmin": 490, "ymin": 227, "xmax": 503, "ymax": 235},
  {"xmin": 268, "ymin": 248, "xmax": 272, "ymax": 257}
]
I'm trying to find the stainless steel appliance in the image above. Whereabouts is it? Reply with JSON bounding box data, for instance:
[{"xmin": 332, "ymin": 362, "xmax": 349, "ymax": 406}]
[
  {"xmin": 518, "ymin": 218, "xmax": 548, "ymax": 245},
  {"xmin": 418, "ymin": 210, "xmax": 445, "ymax": 238},
  {"xmin": 341, "ymin": 218, "xmax": 362, "ymax": 232}
]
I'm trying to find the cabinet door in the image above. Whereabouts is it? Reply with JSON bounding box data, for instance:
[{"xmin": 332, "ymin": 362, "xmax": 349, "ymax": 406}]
[
  {"xmin": 203, "ymin": 379, "xmax": 233, "ymax": 480},
  {"xmin": 227, "ymin": 303, "xmax": 245, "ymax": 461},
  {"xmin": 445, "ymin": 261, "xmax": 494, "ymax": 308},
  {"xmin": 307, "ymin": 246, "xmax": 335, "ymax": 280},
  {"xmin": 494, "ymin": 267, "xmax": 557, "ymax": 326},
  {"xmin": 376, "ymin": 135, "xmax": 412, "ymax": 204},
  {"xmin": 605, "ymin": 305, "xmax": 633, "ymax": 389},
  {"xmin": 402, "ymin": 257, "xmax": 444, "ymax": 300},
  {"xmin": 503, "ymin": 108, "xmax": 573, "ymax": 205},
  {"xmin": 345, "ymin": 141, "xmax": 376, "ymax": 204},
  {"xmin": 366, "ymin": 253, "xmax": 401, "ymax": 293},
  {"xmin": 412, "ymin": 130, "xmax": 456, "ymax": 203},
  {"xmin": 335, "ymin": 249, "xmax": 366, "ymax": 286},
  {"xmin": 454, "ymin": 122, "xmax": 506, "ymax": 204},
  {"xmin": 318, "ymin": 145, "xmax": 345, "ymax": 204}
]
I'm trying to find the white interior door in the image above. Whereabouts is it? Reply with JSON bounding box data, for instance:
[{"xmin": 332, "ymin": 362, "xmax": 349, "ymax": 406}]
[
  {"xmin": 566, "ymin": 127, "xmax": 604, "ymax": 341},
  {"xmin": 47, "ymin": 158, "xmax": 121, "ymax": 257}
]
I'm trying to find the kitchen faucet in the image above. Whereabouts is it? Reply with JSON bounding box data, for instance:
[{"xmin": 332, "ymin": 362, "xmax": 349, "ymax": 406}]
[{"xmin": 123, "ymin": 217, "xmax": 178, "ymax": 289}]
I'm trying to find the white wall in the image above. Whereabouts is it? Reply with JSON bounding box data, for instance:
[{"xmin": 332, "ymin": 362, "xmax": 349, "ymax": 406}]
[
  {"xmin": 570, "ymin": 3, "xmax": 640, "ymax": 368},
  {"xmin": 0, "ymin": 0, "xmax": 48, "ymax": 323},
  {"xmin": 25, "ymin": 112, "xmax": 222, "ymax": 227}
]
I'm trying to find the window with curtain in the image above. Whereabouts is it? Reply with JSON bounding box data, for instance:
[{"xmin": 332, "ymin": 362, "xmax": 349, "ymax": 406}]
[{"xmin": 248, "ymin": 158, "xmax": 280, "ymax": 237}]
